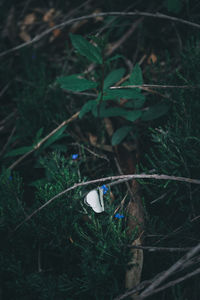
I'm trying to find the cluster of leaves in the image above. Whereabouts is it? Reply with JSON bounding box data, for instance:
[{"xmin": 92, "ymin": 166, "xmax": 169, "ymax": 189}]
[{"xmin": 57, "ymin": 34, "xmax": 169, "ymax": 146}]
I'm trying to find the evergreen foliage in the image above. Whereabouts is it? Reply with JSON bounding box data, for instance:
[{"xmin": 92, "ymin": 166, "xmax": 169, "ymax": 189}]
[{"xmin": 0, "ymin": 153, "xmax": 133, "ymax": 299}]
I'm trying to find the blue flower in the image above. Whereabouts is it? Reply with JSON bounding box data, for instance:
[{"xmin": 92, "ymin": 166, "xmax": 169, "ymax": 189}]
[
  {"xmin": 72, "ymin": 154, "xmax": 78, "ymax": 160},
  {"xmin": 115, "ymin": 213, "xmax": 124, "ymax": 219},
  {"xmin": 100, "ymin": 184, "xmax": 108, "ymax": 195},
  {"xmin": 9, "ymin": 176, "xmax": 12, "ymax": 181}
]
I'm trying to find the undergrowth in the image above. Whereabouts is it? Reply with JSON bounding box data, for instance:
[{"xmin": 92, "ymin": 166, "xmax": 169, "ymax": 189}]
[{"xmin": 0, "ymin": 1, "xmax": 200, "ymax": 299}]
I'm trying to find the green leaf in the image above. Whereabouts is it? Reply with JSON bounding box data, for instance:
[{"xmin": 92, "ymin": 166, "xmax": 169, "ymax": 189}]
[
  {"xmin": 5, "ymin": 146, "xmax": 34, "ymax": 157},
  {"xmin": 34, "ymin": 127, "xmax": 44, "ymax": 144},
  {"xmin": 166, "ymin": 0, "xmax": 182, "ymax": 13},
  {"xmin": 70, "ymin": 33, "xmax": 102, "ymax": 64},
  {"xmin": 57, "ymin": 75, "xmax": 97, "ymax": 92},
  {"xmin": 124, "ymin": 98, "xmax": 146, "ymax": 109},
  {"xmin": 79, "ymin": 100, "xmax": 97, "ymax": 118},
  {"xmin": 111, "ymin": 126, "xmax": 132, "ymax": 145},
  {"xmin": 129, "ymin": 64, "xmax": 143, "ymax": 85},
  {"xmin": 141, "ymin": 104, "xmax": 170, "ymax": 121},
  {"xmin": 122, "ymin": 110, "xmax": 142, "ymax": 122},
  {"xmin": 106, "ymin": 54, "xmax": 125, "ymax": 63},
  {"xmin": 41, "ymin": 125, "xmax": 67, "ymax": 150},
  {"xmin": 98, "ymin": 106, "xmax": 142, "ymax": 121},
  {"xmin": 103, "ymin": 89, "xmax": 144, "ymax": 101},
  {"xmin": 104, "ymin": 68, "xmax": 125, "ymax": 89}
]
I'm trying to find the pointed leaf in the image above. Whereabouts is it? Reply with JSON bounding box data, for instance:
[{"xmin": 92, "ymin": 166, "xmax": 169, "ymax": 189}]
[
  {"xmin": 5, "ymin": 146, "xmax": 34, "ymax": 157},
  {"xmin": 122, "ymin": 110, "xmax": 142, "ymax": 122},
  {"xmin": 141, "ymin": 104, "xmax": 170, "ymax": 121},
  {"xmin": 104, "ymin": 68, "xmax": 125, "ymax": 89},
  {"xmin": 166, "ymin": 0, "xmax": 182, "ymax": 13},
  {"xmin": 111, "ymin": 126, "xmax": 132, "ymax": 145},
  {"xmin": 98, "ymin": 106, "xmax": 142, "ymax": 121},
  {"xmin": 41, "ymin": 125, "xmax": 67, "ymax": 149},
  {"xmin": 34, "ymin": 127, "xmax": 44, "ymax": 144},
  {"xmin": 70, "ymin": 33, "xmax": 102, "ymax": 64},
  {"xmin": 129, "ymin": 64, "xmax": 143, "ymax": 85},
  {"xmin": 103, "ymin": 89, "xmax": 144, "ymax": 101},
  {"xmin": 57, "ymin": 75, "xmax": 97, "ymax": 92},
  {"xmin": 125, "ymin": 98, "xmax": 146, "ymax": 109},
  {"xmin": 79, "ymin": 100, "xmax": 97, "ymax": 118}
]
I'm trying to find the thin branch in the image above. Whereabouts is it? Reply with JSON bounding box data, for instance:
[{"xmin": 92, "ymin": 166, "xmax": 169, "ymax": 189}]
[
  {"xmin": 70, "ymin": 142, "xmax": 109, "ymax": 161},
  {"xmin": 138, "ymin": 267, "xmax": 200, "ymax": 299},
  {"xmin": 0, "ymin": 83, "xmax": 10, "ymax": 97},
  {"xmin": 140, "ymin": 243, "xmax": 200, "ymax": 298},
  {"xmin": 14, "ymin": 173, "xmax": 200, "ymax": 231},
  {"xmin": 8, "ymin": 111, "xmax": 79, "ymax": 170},
  {"xmin": 127, "ymin": 245, "xmax": 193, "ymax": 252},
  {"xmin": 1, "ymin": 11, "xmax": 200, "ymax": 57},
  {"xmin": 0, "ymin": 110, "xmax": 16, "ymax": 126},
  {"xmin": 106, "ymin": 17, "xmax": 144, "ymax": 56},
  {"xmin": 150, "ymin": 192, "xmax": 167, "ymax": 204},
  {"xmin": 110, "ymin": 84, "xmax": 200, "ymax": 89},
  {"xmin": 114, "ymin": 252, "xmax": 200, "ymax": 300},
  {"xmin": 0, "ymin": 126, "xmax": 16, "ymax": 157}
]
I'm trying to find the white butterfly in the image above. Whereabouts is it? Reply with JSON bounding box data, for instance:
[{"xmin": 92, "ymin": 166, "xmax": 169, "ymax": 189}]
[{"xmin": 84, "ymin": 188, "xmax": 104, "ymax": 213}]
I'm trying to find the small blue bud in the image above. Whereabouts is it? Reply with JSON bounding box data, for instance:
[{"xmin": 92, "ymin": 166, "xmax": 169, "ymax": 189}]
[
  {"xmin": 100, "ymin": 184, "xmax": 108, "ymax": 194},
  {"xmin": 115, "ymin": 213, "xmax": 124, "ymax": 219},
  {"xmin": 72, "ymin": 154, "xmax": 78, "ymax": 160}
]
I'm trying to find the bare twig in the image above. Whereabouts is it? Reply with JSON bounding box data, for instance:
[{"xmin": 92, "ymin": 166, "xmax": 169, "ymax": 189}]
[
  {"xmin": 14, "ymin": 173, "xmax": 200, "ymax": 231},
  {"xmin": 114, "ymin": 251, "xmax": 200, "ymax": 300},
  {"xmin": 0, "ymin": 83, "xmax": 10, "ymax": 98},
  {"xmin": 115, "ymin": 266, "xmax": 200, "ymax": 300},
  {"xmin": 0, "ymin": 126, "xmax": 16, "ymax": 157},
  {"xmin": 0, "ymin": 110, "xmax": 16, "ymax": 126},
  {"xmin": 106, "ymin": 17, "xmax": 144, "ymax": 56},
  {"xmin": 127, "ymin": 245, "xmax": 192, "ymax": 252},
  {"xmin": 8, "ymin": 111, "xmax": 79, "ymax": 170},
  {"xmin": 110, "ymin": 84, "xmax": 200, "ymax": 89},
  {"xmin": 70, "ymin": 142, "xmax": 109, "ymax": 161},
  {"xmin": 138, "ymin": 267, "xmax": 200, "ymax": 299},
  {"xmin": 1, "ymin": 11, "xmax": 200, "ymax": 57},
  {"xmin": 140, "ymin": 243, "xmax": 200, "ymax": 298}
]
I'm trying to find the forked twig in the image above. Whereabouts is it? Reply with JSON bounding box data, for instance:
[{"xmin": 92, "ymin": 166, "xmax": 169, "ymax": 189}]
[
  {"xmin": 139, "ymin": 243, "xmax": 200, "ymax": 298},
  {"xmin": 139, "ymin": 267, "xmax": 200, "ymax": 299},
  {"xmin": 114, "ymin": 244, "xmax": 200, "ymax": 299}
]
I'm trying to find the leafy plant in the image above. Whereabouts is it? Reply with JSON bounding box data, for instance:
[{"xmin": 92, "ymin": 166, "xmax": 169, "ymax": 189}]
[{"xmin": 57, "ymin": 34, "xmax": 170, "ymax": 145}]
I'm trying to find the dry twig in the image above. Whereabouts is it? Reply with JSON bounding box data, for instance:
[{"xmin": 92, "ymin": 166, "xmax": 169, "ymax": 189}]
[
  {"xmin": 110, "ymin": 84, "xmax": 200, "ymax": 89},
  {"xmin": 1, "ymin": 11, "xmax": 200, "ymax": 57},
  {"xmin": 14, "ymin": 173, "xmax": 200, "ymax": 231},
  {"xmin": 8, "ymin": 111, "xmax": 79, "ymax": 170}
]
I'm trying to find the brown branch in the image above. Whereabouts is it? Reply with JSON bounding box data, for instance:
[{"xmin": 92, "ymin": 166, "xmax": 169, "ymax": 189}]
[
  {"xmin": 14, "ymin": 173, "xmax": 200, "ymax": 231},
  {"xmin": 1, "ymin": 11, "xmax": 200, "ymax": 57},
  {"xmin": 8, "ymin": 111, "xmax": 79, "ymax": 170}
]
